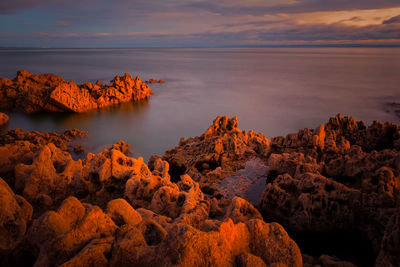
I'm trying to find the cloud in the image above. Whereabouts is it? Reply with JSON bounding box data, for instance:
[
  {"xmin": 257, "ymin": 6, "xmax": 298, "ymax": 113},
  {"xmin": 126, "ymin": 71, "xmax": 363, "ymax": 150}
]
[
  {"xmin": 2, "ymin": 0, "xmax": 400, "ymax": 47},
  {"xmin": 0, "ymin": 0, "xmax": 48, "ymax": 14},
  {"xmin": 187, "ymin": 0, "xmax": 400, "ymax": 16},
  {"xmin": 56, "ymin": 21, "xmax": 69, "ymax": 27},
  {"xmin": 383, "ymin": 15, "xmax": 400, "ymax": 24}
]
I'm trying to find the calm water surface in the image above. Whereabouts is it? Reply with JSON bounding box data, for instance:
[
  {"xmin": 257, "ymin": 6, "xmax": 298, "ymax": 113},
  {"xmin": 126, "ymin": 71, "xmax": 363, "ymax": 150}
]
[{"xmin": 1, "ymin": 48, "xmax": 400, "ymax": 160}]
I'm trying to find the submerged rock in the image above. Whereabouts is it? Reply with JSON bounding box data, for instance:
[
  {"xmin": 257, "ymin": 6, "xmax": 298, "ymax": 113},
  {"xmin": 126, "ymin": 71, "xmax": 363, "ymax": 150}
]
[{"xmin": 0, "ymin": 70, "xmax": 152, "ymax": 113}]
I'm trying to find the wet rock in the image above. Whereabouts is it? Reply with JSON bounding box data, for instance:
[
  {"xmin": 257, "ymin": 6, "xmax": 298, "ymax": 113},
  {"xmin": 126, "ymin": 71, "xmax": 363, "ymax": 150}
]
[{"xmin": 0, "ymin": 70, "xmax": 152, "ymax": 113}]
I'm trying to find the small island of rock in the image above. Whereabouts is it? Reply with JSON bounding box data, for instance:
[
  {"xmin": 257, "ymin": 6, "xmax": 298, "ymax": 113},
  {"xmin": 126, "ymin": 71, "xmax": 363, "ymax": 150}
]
[{"xmin": 0, "ymin": 70, "xmax": 152, "ymax": 113}]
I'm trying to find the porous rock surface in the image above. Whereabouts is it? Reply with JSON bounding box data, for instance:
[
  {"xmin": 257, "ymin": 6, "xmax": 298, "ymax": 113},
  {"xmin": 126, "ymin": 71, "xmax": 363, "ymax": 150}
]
[
  {"xmin": 0, "ymin": 70, "xmax": 152, "ymax": 113},
  {"xmin": 0, "ymin": 126, "xmax": 301, "ymax": 266},
  {"xmin": 162, "ymin": 114, "xmax": 400, "ymax": 266}
]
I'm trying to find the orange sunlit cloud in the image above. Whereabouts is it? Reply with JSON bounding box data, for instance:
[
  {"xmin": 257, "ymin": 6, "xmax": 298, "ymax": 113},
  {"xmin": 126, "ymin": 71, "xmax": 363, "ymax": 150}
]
[{"xmin": 295, "ymin": 7, "xmax": 400, "ymax": 26}]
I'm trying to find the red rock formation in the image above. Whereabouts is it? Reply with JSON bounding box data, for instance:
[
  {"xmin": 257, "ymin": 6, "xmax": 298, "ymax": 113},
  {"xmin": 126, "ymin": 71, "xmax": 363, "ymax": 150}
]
[
  {"xmin": 0, "ymin": 113, "xmax": 9, "ymax": 126},
  {"xmin": 0, "ymin": 70, "xmax": 152, "ymax": 113},
  {"xmin": 0, "ymin": 177, "xmax": 32, "ymax": 266},
  {"xmin": 0, "ymin": 131, "xmax": 301, "ymax": 266},
  {"xmin": 162, "ymin": 115, "xmax": 270, "ymax": 186},
  {"xmin": 2, "ymin": 114, "xmax": 399, "ymax": 266},
  {"xmin": 162, "ymin": 114, "xmax": 400, "ymax": 266}
]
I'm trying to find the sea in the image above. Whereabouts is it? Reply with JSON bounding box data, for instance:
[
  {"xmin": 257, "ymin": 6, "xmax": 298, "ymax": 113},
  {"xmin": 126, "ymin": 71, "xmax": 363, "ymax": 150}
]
[{"xmin": 1, "ymin": 47, "xmax": 400, "ymax": 160}]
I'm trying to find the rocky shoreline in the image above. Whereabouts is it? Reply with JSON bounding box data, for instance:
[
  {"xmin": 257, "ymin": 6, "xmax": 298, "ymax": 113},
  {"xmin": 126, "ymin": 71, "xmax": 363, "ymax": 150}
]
[
  {"xmin": 0, "ymin": 71, "xmax": 152, "ymax": 113},
  {"xmin": 0, "ymin": 114, "xmax": 399, "ymax": 266}
]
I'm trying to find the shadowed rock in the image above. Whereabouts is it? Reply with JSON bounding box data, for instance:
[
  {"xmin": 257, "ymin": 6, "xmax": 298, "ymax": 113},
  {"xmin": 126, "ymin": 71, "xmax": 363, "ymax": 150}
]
[{"xmin": 0, "ymin": 113, "xmax": 8, "ymax": 126}]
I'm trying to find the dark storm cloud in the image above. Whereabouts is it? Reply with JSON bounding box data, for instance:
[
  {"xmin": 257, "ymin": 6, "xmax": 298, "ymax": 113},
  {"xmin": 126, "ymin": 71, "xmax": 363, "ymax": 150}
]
[{"xmin": 383, "ymin": 15, "xmax": 400, "ymax": 24}]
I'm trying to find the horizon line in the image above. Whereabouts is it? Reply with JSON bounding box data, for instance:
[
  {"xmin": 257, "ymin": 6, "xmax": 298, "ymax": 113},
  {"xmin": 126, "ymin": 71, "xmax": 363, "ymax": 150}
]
[{"xmin": 1, "ymin": 44, "xmax": 400, "ymax": 50}]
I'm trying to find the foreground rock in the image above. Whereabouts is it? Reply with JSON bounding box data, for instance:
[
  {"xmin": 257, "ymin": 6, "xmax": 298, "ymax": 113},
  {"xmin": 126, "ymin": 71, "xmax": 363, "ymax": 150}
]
[
  {"xmin": 0, "ymin": 128, "xmax": 87, "ymax": 187},
  {"xmin": 2, "ymin": 114, "xmax": 399, "ymax": 266},
  {"xmin": 0, "ymin": 178, "xmax": 32, "ymax": 265},
  {"xmin": 0, "ymin": 128, "xmax": 301, "ymax": 266},
  {"xmin": 162, "ymin": 114, "xmax": 400, "ymax": 266},
  {"xmin": 0, "ymin": 70, "xmax": 152, "ymax": 113},
  {"xmin": 0, "ymin": 113, "xmax": 8, "ymax": 126}
]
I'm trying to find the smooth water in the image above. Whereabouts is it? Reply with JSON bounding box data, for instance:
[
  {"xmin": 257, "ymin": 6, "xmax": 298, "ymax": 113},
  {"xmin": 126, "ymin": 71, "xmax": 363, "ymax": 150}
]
[{"xmin": 1, "ymin": 48, "xmax": 400, "ymax": 160}]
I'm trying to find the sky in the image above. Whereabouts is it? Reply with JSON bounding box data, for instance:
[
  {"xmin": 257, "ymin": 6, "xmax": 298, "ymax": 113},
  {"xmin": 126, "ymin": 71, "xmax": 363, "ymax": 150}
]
[{"xmin": 1, "ymin": 0, "xmax": 400, "ymax": 47}]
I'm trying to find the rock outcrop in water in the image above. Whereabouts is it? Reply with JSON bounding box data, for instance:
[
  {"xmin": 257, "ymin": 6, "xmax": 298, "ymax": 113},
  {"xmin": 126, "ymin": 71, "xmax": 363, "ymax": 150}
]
[
  {"xmin": 162, "ymin": 114, "xmax": 400, "ymax": 266},
  {"xmin": 0, "ymin": 127, "xmax": 301, "ymax": 267},
  {"xmin": 145, "ymin": 78, "xmax": 165, "ymax": 84},
  {"xmin": 1, "ymin": 114, "xmax": 399, "ymax": 266},
  {"xmin": 0, "ymin": 70, "xmax": 152, "ymax": 113}
]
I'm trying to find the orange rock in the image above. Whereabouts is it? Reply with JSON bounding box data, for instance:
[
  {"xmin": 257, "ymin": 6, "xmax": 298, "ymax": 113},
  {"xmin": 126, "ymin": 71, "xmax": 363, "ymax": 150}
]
[
  {"xmin": 0, "ymin": 178, "xmax": 32, "ymax": 258},
  {"xmin": 106, "ymin": 198, "xmax": 142, "ymax": 226},
  {"xmin": 163, "ymin": 115, "xmax": 271, "ymax": 184},
  {"xmin": 0, "ymin": 112, "xmax": 8, "ymax": 126},
  {"xmin": 0, "ymin": 70, "xmax": 152, "ymax": 113}
]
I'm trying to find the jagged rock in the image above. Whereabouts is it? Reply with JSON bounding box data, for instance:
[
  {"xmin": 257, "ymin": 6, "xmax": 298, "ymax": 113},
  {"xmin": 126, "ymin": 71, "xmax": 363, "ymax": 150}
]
[
  {"xmin": 24, "ymin": 196, "xmax": 117, "ymax": 267},
  {"xmin": 260, "ymin": 114, "xmax": 400, "ymax": 266},
  {"xmin": 0, "ymin": 112, "xmax": 8, "ymax": 126},
  {"xmin": 0, "ymin": 178, "xmax": 32, "ymax": 262},
  {"xmin": 12, "ymin": 195, "xmax": 300, "ymax": 267},
  {"xmin": 2, "ymin": 114, "xmax": 399, "ymax": 267},
  {"xmin": 0, "ymin": 70, "xmax": 152, "ymax": 113},
  {"xmin": 224, "ymin": 196, "xmax": 263, "ymax": 223},
  {"xmin": 0, "ymin": 128, "xmax": 87, "ymax": 186},
  {"xmin": 163, "ymin": 115, "xmax": 271, "ymax": 184},
  {"xmin": 110, "ymin": 218, "xmax": 301, "ymax": 267},
  {"xmin": 14, "ymin": 143, "xmax": 83, "ymax": 214},
  {"xmin": 163, "ymin": 114, "xmax": 400, "ymax": 266}
]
